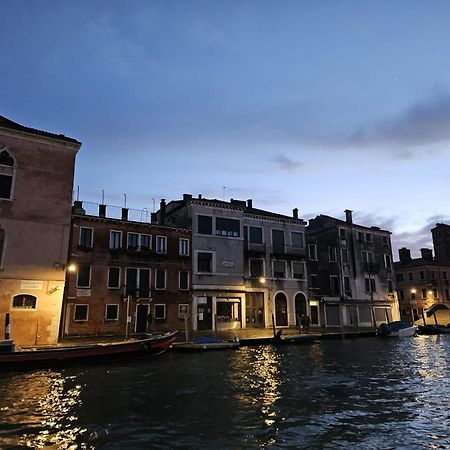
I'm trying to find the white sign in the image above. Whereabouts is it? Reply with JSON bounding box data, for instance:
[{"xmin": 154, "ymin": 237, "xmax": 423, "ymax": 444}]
[
  {"xmin": 20, "ymin": 280, "xmax": 43, "ymax": 290},
  {"xmin": 77, "ymin": 289, "xmax": 91, "ymax": 297},
  {"xmin": 222, "ymin": 261, "xmax": 235, "ymax": 268}
]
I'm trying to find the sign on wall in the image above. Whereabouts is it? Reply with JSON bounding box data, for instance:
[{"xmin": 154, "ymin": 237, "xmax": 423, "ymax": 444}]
[{"xmin": 20, "ymin": 280, "xmax": 44, "ymax": 290}]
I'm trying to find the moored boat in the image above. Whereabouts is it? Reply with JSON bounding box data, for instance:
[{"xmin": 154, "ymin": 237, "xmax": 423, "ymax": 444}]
[
  {"xmin": 172, "ymin": 336, "xmax": 240, "ymax": 351},
  {"xmin": 417, "ymin": 324, "xmax": 450, "ymax": 335},
  {"xmin": 273, "ymin": 330, "xmax": 319, "ymax": 345},
  {"xmin": 377, "ymin": 321, "xmax": 417, "ymax": 338},
  {"xmin": 0, "ymin": 331, "xmax": 178, "ymax": 370}
]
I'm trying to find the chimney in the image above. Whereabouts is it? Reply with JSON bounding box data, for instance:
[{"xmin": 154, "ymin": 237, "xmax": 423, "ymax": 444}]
[
  {"xmin": 247, "ymin": 199, "xmax": 253, "ymax": 208},
  {"xmin": 183, "ymin": 193, "xmax": 192, "ymax": 203},
  {"xmin": 160, "ymin": 199, "xmax": 166, "ymax": 225},
  {"xmin": 99, "ymin": 204, "xmax": 106, "ymax": 218},
  {"xmin": 293, "ymin": 208, "xmax": 299, "ymax": 219},
  {"xmin": 198, "ymin": 194, "xmax": 202, "ymax": 199},
  {"xmin": 151, "ymin": 212, "xmax": 158, "ymax": 224},
  {"xmin": 72, "ymin": 200, "xmax": 85, "ymax": 215},
  {"xmin": 398, "ymin": 247, "xmax": 411, "ymax": 263},
  {"xmin": 121, "ymin": 208, "xmax": 128, "ymax": 221},
  {"xmin": 420, "ymin": 248, "xmax": 433, "ymax": 261},
  {"xmin": 344, "ymin": 209, "xmax": 353, "ymax": 224}
]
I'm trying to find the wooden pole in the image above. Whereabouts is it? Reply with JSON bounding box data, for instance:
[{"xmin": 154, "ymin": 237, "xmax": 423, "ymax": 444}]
[
  {"xmin": 421, "ymin": 308, "xmax": 427, "ymax": 326},
  {"xmin": 384, "ymin": 308, "xmax": 390, "ymax": 323},
  {"xmin": 339, "ymin": 305, "xmax": 345, "ymax": 339},
  {"xmin": 184, "ymin": 316, "xmax": 189, "ymax": 343},
  {"xmin": 125, "ymin": 295, "xmax": 131, "ymax": 340},
  {"xmin": 272, "ymin": 313, "xmax": 277, "ymax": 338},
  {"xmin": 296, "ymin": 314, "xmax": 301, "ymax": 333},
  {"xmin": 433, "ymin": 312, "xmax": 438, "ymax": 325}
]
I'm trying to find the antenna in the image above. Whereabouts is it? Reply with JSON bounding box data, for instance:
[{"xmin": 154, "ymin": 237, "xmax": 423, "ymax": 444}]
[
  {"xmin": 76, "ymin": 185, "xmax": 80, "ymax": 201},
  {"xmin": 123, "ymin": 194, "xmax": 127, "ymax": 208},
  {"xmin": 101, "ymin": 189, "xmax": 105, "ymax": 204}
]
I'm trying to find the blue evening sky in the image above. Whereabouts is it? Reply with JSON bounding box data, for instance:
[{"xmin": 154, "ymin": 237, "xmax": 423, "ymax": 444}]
[{"xmin": 2, "ymin": 1, "xmax": 450, "ymax": 257}]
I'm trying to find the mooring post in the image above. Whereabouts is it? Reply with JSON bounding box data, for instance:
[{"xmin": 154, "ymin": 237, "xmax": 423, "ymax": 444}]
[{"xmin": 5, "ymin": 313, "xmax": 10, "ymax": 340}]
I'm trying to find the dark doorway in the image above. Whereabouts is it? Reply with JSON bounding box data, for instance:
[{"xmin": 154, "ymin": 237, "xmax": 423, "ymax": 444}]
[
  {"xmin": 275, "ymin": 292, "xmax": 288, "ymax": 326},
  {"xmin": 136, "ymin": 304, "xmax": 149, "ymax": 333},
  {"xmin": 295, "ymin": 293, "xmax": 307, "ymax": 326},
  {"xmin": 310, "ymin": 305, "xmax": 319, "ymax": 325},
  {"xmin": 197, "ymin": 297, "xmax": 213, "ymax": 330},
  {"xmin": 246, "ymin": 292, "xmax": 265, "ymax": 328}
]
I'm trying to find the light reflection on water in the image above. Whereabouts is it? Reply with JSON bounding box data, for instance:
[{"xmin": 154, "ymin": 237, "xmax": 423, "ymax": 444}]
[{"xmin": 1, "ymin": 337, "xmax": 450, "ymax": 449}]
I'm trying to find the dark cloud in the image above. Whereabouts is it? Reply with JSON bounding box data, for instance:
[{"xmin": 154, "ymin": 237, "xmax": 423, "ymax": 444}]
[
  {"xmin": 272, "ymin": 154, "xmax": 303, "ymax": 172},
  {"xmin": 324, "ymin": 92, "xmax": 450, "ymax": 156}
]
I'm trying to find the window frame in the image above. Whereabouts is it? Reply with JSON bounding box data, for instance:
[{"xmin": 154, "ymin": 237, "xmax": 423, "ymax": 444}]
[
  {"xmin": 73, "ymin": 304, "xmax": 89, "ymax": 322},
  {"xmin": 154, "ymin": 303, "xmax": 166, "ymax": 320},
  {"xmin": 179, "ymin": 270, "xmax": 190, "ymax": 290},
  {"xmin": 291, "ymin": 231, "xmax": 304, "ymax": 249},
  {"xmin": 12, "ymin": 294, "xmax": 37, "ymax": 310},
  {"xmin": 105, "ymin": 304, "xmax": 119, "ymax": 321},
  {"xmin": 196, "ymin": 250, "xmax": 215, "ymax": 274},
  {"xmin": 155, "ymin": 268, "xmax": 167, "ymax": 290},
  {"xmin": 109, "ymin": 230, "xmax": 122, "ymax": 249},
  {"xmin": 77, "ymin": 265, "xmax": 92, "ymax": 288},
  {"xmin": 273, "ymin": 260, "xmax": 287, "ymax": 278},
  {"xmin": 107, "ymin": 267, "xmax": 121, "ymax": 289},
  {"xmin": 178, "ymin": 303, "xmax": 189, "ymax": 319},
  {"xmin": 156, "ymin": 235, "xmax": 167, "ymax": 254},
  {"xmin": 308, "ymin": 243, "xmax": 318, "ymax": 261},
  {"xmin": 197, "ymin": 215, "xmax": 213, "ymax": 235},
  {"xmin": 291, "ymin": 261, "xmax": 306, "ymax": 280},
  {"xmin": 179, "ymin": 238, "xmax": 190, "ymax": 256},
  {"xmin": 79, "ymin": 227, "xmax": 94, "ymax": 248},
  {"xmin": 0, "ymin": 149, "xmax": 15, "ymax": 201}
]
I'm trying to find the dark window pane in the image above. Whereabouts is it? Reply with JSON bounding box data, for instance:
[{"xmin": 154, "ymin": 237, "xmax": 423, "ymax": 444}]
[
  {"xmin": 180, "ymin": 271, "xmax": 189, "ymax": 290},
  {"xmin": 0, "ymin": 174, "xmax": 12, "ymax": 199},
  {"xmin": 154, "ymin": 304, "xmax": 166, "ymax": 319},
  {"xmin": 12, "ymin": 294, "xmax": 37, "ymax": 309},
  {"xmin": 105, "ymin": 304, "xmax": 119, "ymax": 320},
  {"xmin": 126, "ymin": 268, "xmax": 138, "ymax": 295},
  {"xmin": 250, "ymin": 260, "xmax": 263, "ymax": 277},
  {"xmin": 249, "ymin": 227, "xmax": 263, "ymax": 244},
  {"xmin": 272, "ymin": 230, "xmax": 285, "ymax": 251},
  {"xmin": 77, "ymin": 266, "xmax": 91, "ymax": 287},
  {"xmin": 108, "ymin": 267, "xmax": 120, "ymax": 288},
  {"xmin": 156, "ymin": 269, "xmax": 166, "ymax": 289},
  {"xmin": 198, "ymin": 215, "xmax": 212, "ymax": 234},
  {"xmin": 139, "ymin": 269, "xmax": 150, "ymax": 296},
  {"xmin": 80, "ymin": 228, "xmax": 93, "ymax": 247},
  {"xmin": 74, "ymin": 305, "xmax": 88, "ymax": 321},
  {"xmin": 216, "ymin": 217, "xmax": 240, "ymax": 237},
  {"xmin": 198, "ymin": 252, "xmax": 212, "ymax": 272}
]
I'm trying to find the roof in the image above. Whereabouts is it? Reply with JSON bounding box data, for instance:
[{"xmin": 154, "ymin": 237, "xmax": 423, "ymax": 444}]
[
  {"xmin": 393, "ymin": 258, "xmax": 442, "ymax": 269},
  {"xmin": 0, "ymin": 115, "xmax": 81, "ymax": 144},
  {"xmin": 308, "ymin": 214, "xmax": 390, "ymax": 234}
]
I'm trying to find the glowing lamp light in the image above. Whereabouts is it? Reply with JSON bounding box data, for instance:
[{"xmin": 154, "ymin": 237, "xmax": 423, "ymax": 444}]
[
  {"xmin": 67, "ymin": 263, "xmax": 77, "ymax": 273},
  {"xmin": 259, "ymin": 277, "xmax": 266, "ymax": 284},
  {"xmin": 411, "ymin": 288, "xmax": 417, "ymax": 294}
]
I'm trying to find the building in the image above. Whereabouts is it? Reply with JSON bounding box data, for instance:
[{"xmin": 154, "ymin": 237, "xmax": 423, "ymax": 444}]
[
  {"xmin": 0, "ymin": 115, "xmax": 81, "ymax": 345},
  {"xmin": 159, "ymin": 194, "xmax": 307, "ymax": 331},
  {"xmin": 394, "ymin": 245, "xmax": 450, "ymax": 323},
  {"xmin": 432, "ymin": 223, "xmax": 450, "ymax": 264},
  {"xmin": 62, "ymin": 200, "xmax": 191, "ymax": 337},
  {"xmin": 306, "ymin": 210, "xmax": 399, "ymax": 329}
]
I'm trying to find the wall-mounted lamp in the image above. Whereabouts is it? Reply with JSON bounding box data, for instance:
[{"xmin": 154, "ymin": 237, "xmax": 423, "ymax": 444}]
[
  {"xmin": 259, "ymin": 277, "xmax": 266, "ymax": 284},
  {"xmin": 67, "ymin": 263, "xmax": 77, "ymax": 273}
]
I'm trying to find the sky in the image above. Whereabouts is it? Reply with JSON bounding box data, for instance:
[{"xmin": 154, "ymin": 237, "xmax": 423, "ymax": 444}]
[{"xmin": 2, "ymin": 0, "xmax": 450, "ymax": 258}]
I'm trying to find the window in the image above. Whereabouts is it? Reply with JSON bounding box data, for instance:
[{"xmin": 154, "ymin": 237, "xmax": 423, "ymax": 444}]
[
  {"xmin": 341, "ymin": 248, "xmax": 349, "ymax": 264},
  {"xmin": 292, "ymin": 261, "xmax": 306, "ymax": 279},
  {"xmin": 384, "ymin": 254, "xmax": 392, "ymax": 269},
  {"xmin": 77, "ymin": 266, "xmax": 91, "ymax": 288},
  {"xmin": 408, "ymin": 272, "xmax": 413, "ymax": 281},
  {"xmin": 249, "ymin": 227, "xmax": 263, "ymax": 244},
  {"xmin": 140, "ymin": 234, "xmax": 151, "ymax": 250},
  {"xmin": 105, "ymin": 304, "xmax": 119, "ymax": 321},
  {"xmin": 0, "ymin": 227, "xmax": 5, "ymax": 266},
  {"xmin": 310, "ymin": 274, "xmax": 319, "ymax": 288},
  {"xmin": 382, "ymin": 236, "xmax": 389, "ymax": 245},
  {"xmin": 410, "ymin": 291, "xmax": 416, "ymax": 300},
  {"xmin": 250, "ymin": 259, "xmax": 264, "ymax": 277},
  {"xmin": 216, "ymin": 217, "xmax": 240, "ymax": 237},
  {"xmin": 179, "ymin": 238, "xmax": 189, "ymax": 256},
  {"xmin": 387, "ymin": 279, "xmax": 394, "ymax": 293},
  {"xmin": 12, "ymin": 294, "xmax": 37, "ymax": 309},
  {"xmin": 419, "ymin": 271, "xmax": 425, "ymax": 280},
  {"xmin": 330, "ymin": 276, "xmax": 340, "ymax": 294},
  {"xmin": 179, "ymin": 271, "xmax": 189, "ymax": 290},
  {"xmin": 198, "ymin": 252, "xmax": 213, "ymax": 273},
  {"xmin": 273, "ymin": 260, "xmax": 286, "ymax": 278},
  {"xmin": 344, "ymin": 276, "xmax": 351, "ymax": 293},
  {"xmin": 127, "ymin": 233, "xmax": 139, "ymax": 249},
  {"xmin": 421, "ymin": 288, "xmax": 427, "ymax": 299},
  {"xmin": 433, "ymin": 288, "xmax": 438, "ymax": 299},
  {"xmin": 291, "ymin": 232, "xmax": 304, "ymax": 248},
  {"xmin": 364, "ymin": 277, "xmax": 376, "ymax": 293},
  {"xmin": 366, "ymin": 233, "xmax": 372, "ymax": 243},
  {"xmin": 156, "ymin": 236, "xmax": 167, "ymax": 253},
  {"xmin": 154, "ymin": 304, "xmax": 166, "ymax": 320},
  {"xmin": 431, "ymin": 271, "xmax": 436, "ymax": 280},
  {"xmin": 362, "ymin": 251, "xmax": 374, "ymax": 272},
  {"xmin": 339, "ymin": 228, "xmax": 346, "ymax": 239},
  {"xmin": 109, "ymin": 230, "xmax": 122, "ymax": 249},
  {"xmin": 308, "ymin": 244, "xmax": 318, "ymax": 261},
  {"xmin": 79, "ymin": 227, "xmax": 93, "ymax": 247},
  {"xmin": 126, "ymin": 268, "xmax": 150, "ymax": 298},
  {"xmin": 357, "ymin": 231, "xmax": 364, "ymax": 241},
  {"xmin": 0, "ymin": 150, "xmax": 14, "ymax": 200},
  {"xmin": 74, "ymin": 304, "xmax": 88, "ymax": 321},
  {"xmin": 198, "ymin": 215, "xmax": 212, "ymax": 235},
  {"xmin": 155, "ymin": 269, "xmax": 166, "ymax": 290},
  {"xmin": 108, "ymin": 267, "xmax": 121, "ymax": 289},
  {"xmin": 443, "ymin": 271, "xmax": 448, "ymax": 281},
  {"xmin": 398, "ymin": 289, "xmax": 404, "ymax": 300},
  {"xmin": 272, "ymin": 229, "xmax": 285, "ymax": 252},
  {"xmin": 396, "ymin": 273, "xmax": 404, "ymax": 282},
  {"xmin": 445, "ymin": 289, "xmax": 450, "ymax": 300},
  {"xmin": 328, "ymin": 246, "xmax": 337, "ymax": 262},
  {"xmin": 178, "ymin": 304, "xmax": 189, "ymax": 319}
]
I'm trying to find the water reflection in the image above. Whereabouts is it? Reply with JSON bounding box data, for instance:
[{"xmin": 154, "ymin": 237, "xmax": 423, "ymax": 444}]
[{"xmin": 0, "ymin": 370, "xmax": 87, "ymax": 449}]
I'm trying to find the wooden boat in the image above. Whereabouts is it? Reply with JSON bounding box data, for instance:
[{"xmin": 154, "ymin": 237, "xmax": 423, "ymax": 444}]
[
  {"xmin": 172, "ymin": 336, "xmax": 240, "ymax": 351},
  {"xmin": 417, "ymin": 324, "xmax": 450, "ymax": 335},
  {"xmin": 377, "ymin": 321, "xmax": 417, "ymax": 338},
  {"xmin": 273, "ymin": 330, "xmax": 318, "ymax": 345},
  {"xmin": 0, "ymin": 331, "xmax": 178, "ymax": 370}
]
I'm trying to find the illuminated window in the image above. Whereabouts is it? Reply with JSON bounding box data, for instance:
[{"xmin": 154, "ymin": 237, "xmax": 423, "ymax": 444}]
[{"xmin": 12, "ymin": 294, "xmax": 37, "ymax": 309}]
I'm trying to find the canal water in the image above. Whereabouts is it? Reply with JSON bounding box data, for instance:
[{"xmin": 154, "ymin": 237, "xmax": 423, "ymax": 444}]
[{"xmin": 1, "ymin": 336, "xmax": 450, "ymax": 449}]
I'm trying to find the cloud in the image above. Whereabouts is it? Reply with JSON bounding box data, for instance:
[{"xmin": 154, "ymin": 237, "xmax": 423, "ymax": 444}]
[
  {"xmin": 326, "ymin": 92, "xmax": 450, "ymax": 156},
  {"xmin": 272, "ymin": 154, "xmax": 303, "ymax": 172}
]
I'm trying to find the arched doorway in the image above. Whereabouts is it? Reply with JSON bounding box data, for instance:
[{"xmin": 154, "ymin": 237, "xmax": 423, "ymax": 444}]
[
  {"xmin": 275, "ymin": 292, "xmax": 288, "ymax": 326},
  {"xmin": 294, "ymin": 293, "xmax": 307, "ymax": 326}
]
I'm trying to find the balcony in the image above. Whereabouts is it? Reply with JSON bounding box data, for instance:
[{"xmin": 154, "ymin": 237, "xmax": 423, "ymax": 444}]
[{"xmin": 245, "ymin": 242, "xmax": 266, "ymax": 255}]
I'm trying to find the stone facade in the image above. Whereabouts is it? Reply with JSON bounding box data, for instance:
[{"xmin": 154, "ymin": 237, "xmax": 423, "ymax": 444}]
[{"xmin": 0, "ymin": 115, "xmax": 80, "ymax": 346}]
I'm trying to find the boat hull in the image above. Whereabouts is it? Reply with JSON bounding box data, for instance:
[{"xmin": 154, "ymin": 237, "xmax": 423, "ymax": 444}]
[
  {"xmin": 0, "ymin": 331, "xmax": 178, "ymax": 370},
  {"xmin": 172, "ymin": 341, "xmax": 240, "ymax": 351},
  {"xmin": 377, "ymin": 321, "xmax": 416, "ymax": 338}
]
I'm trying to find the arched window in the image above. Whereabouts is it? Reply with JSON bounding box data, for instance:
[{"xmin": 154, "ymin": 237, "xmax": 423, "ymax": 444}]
[
  {"xmin": 12, "ymin": 294, "xmax": 37, "ymax": 309},
  {"xmin": 0, "ymin": 149, "xmax": 14, "ymax": 200}
]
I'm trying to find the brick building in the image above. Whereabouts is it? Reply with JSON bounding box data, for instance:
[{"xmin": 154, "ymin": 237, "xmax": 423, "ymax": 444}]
[{"xmin": 62, "ymin": 201, "xmax": 191, "ymax": 337}]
